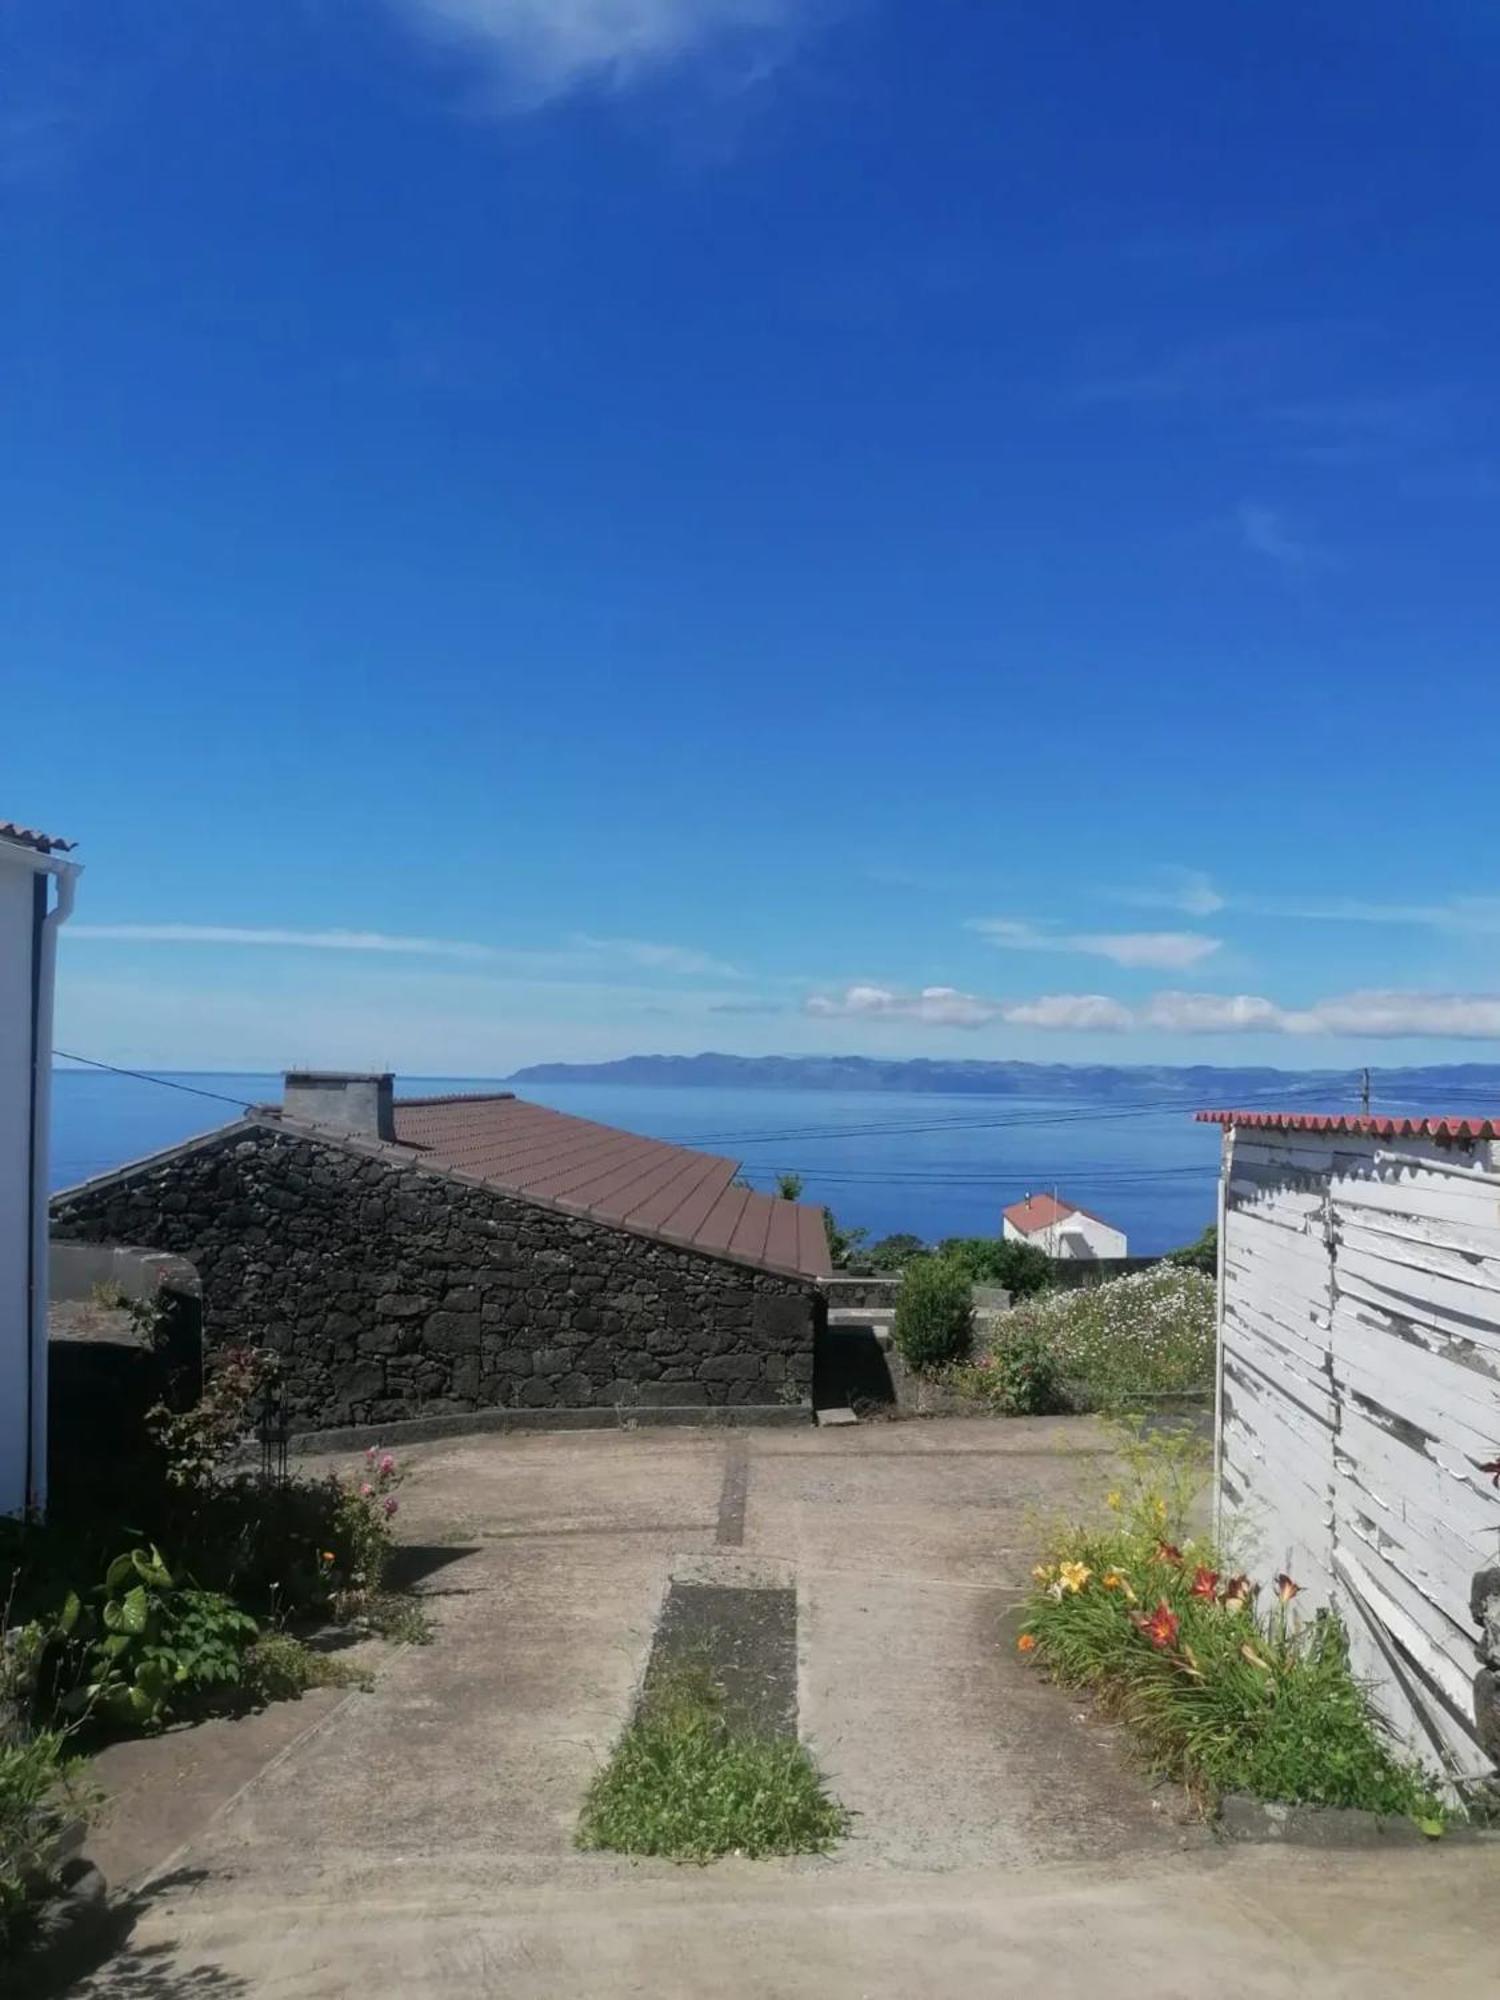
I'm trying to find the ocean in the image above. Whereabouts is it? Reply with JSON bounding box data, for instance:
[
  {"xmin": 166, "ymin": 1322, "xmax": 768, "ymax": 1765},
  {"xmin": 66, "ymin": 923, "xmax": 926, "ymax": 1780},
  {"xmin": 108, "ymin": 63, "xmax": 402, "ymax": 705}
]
[{"xmin": 49, "ymin": 1069, "xmax": 1226, "ymax": 1256}]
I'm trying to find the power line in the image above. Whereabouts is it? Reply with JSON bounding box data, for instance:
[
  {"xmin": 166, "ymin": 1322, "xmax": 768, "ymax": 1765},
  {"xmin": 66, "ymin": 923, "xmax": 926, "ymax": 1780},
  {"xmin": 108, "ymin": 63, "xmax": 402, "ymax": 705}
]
[{"xmin": 52, "ymin": 1050, "xmax": 255, "ymax": 1110}]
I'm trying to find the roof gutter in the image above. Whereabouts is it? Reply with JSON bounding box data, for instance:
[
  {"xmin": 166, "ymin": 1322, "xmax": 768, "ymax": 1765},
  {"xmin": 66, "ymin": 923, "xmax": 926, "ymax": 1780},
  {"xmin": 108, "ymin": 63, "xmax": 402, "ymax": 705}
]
[{"xmin": 27, "ymin": 851, "xmax": 79, "ymax": 1512}]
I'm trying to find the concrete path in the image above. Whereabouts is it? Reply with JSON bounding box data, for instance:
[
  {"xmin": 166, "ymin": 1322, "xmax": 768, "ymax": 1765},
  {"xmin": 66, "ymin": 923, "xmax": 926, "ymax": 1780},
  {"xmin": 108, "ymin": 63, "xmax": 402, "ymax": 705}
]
[{"xmin": 75, "ymin": 1421, "xmax": 1500, "ymax": 1996}]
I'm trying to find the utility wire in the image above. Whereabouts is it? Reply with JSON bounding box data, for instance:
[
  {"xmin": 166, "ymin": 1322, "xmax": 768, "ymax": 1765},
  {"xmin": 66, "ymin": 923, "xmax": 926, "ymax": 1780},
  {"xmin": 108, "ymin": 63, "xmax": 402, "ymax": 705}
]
[{"xmin": 52, "ymin": 1050, "xmax": 256, "ymax": 1110}]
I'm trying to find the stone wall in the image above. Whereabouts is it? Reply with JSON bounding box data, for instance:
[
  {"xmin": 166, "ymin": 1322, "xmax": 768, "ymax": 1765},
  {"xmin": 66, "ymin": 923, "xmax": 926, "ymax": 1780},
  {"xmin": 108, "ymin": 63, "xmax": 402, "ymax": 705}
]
[{"xmin": 51, "ymin": 1122, "xmax": 819, "ymax": 1434}]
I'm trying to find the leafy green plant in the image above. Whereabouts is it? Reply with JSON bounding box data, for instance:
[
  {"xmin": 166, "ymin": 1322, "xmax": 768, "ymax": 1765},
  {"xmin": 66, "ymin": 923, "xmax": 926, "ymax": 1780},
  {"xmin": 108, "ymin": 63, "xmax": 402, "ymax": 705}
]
[
  {"xmin": 937, "ymin": 1236, "xmax": 1053, "ymax": 1299},
  {"xmin": 147, "ymin": 1344, "xmax": 281, "ymax": 1490},
  {"xmin": 774, "ymin": 1172, "xmax": 805, "ymax": 1201},
  {"xmin": 1016, "ymin": 1436, "xmax": 1445, "ymax": 1826},
  {"xmin": 0, "ymin": 1730, "xmax": 91, "ymax": 1953},
  {"xmin": 966, "ymin": 1324, "xmax": 1060, "ymax": 1415},
  {"xmin": 893, "ymin": 1255, "xmax": 974, "ymax": 1373},
  {"xmin": 62, "ymin": 1546, "xmax": 258, "ymax": 1729},
  {"xmin": 577, "ymin": 1663, "xmax": 848, "ymax": 1862}
]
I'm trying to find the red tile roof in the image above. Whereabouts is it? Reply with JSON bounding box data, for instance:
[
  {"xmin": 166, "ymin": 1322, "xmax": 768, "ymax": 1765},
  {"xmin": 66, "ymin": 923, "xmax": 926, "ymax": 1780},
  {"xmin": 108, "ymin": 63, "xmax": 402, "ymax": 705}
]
[
  {"xmin": 1002, "ymin": 1191, "xmax": 1114, "ymax": 1235},
  {"xmin": 1197, "ymin": 1109, "xmax": 1500, "ymax": 1140},
  {"xmin": 391, "ymin": 1093, "xmax": 831, "ymax": 1280},
  {"xmin": 0, "ymin": 819, "xmax": 74, "ymax": 855}
]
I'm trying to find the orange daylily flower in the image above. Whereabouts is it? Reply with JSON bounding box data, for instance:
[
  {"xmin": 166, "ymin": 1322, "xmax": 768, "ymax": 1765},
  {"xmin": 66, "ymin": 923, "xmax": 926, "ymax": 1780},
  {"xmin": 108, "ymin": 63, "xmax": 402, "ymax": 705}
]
[
  {"xmin": 1017, "ymin": 1632, "xmax": 1037, "ymax": 1654},
  {"xmin": 1274, "ymin": 1573, "xmax": 1302, "ymax": 1605},
  {"xmin": 1133, "ymin": 1600, "xmax": 1181, "ymax": 1652}
]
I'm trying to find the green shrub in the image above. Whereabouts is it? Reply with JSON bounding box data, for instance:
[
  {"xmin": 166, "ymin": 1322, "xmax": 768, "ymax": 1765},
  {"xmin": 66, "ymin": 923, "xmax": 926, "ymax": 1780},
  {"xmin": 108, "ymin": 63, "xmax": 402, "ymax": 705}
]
[
  {"xmin": 1166, "ymin": 1223, "xmax": 1218, "ymax": 1275},
  {"xmin": 865, "ymin": 1233, "xmax": 929, "ymax": 1272},
  {"xmin": 577, "ymin": 1664, "xmax": 848, "ymax": 1862},
  {"xmin": 893, "ymin": 1256, "xmax": 974, "ymax": 1373},
  {"xmin": 936, "ymin": 1236, "xmax": 1053, "ymax": 1299},
  {"xmin": 973, "ymin": 1324, "xmax": 1060, "ymax": 1415}
]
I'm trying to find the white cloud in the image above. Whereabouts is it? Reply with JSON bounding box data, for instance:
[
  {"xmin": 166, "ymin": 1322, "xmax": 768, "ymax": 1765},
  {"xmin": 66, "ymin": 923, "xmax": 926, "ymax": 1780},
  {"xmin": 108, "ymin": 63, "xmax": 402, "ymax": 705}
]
[
  {"xmin": 68, "ymin": 923, "xmax": 496, "ymax": 960},
  {"xmin": 1237, "ymin": 501, "xmax": 1320, "ymax": 570},
  {"xmin": 569, "ymin": 933, "xmax": 742, "ymax": 979},
  {"xmin": 805, "ymin": 984, "xmax": 1002, "ymax": 1028},
  {"xmin": 805, "ymin": 980, "xmax": 1500, "ymax": 1041},
  {"xmin": 390, "ymin": 0, "xmax": 805, "ymax": 101},
  {"xmin": 969, "ymin": 918, "xmax": 1221, "ymax": 971},
  {"xmin": 1002, "ymin": 993, "xmax": 1134, "ymax": 1032},
  {"xmin": 1141, "ymin": 991, "xmax": 1287, "ymax": 1034}
]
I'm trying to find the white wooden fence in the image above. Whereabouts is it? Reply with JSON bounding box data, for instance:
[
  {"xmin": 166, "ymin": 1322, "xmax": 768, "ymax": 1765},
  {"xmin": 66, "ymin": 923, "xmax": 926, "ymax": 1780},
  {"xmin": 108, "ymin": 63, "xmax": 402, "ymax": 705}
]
[{"xmin": 1214, "ymin": 1121, "xmax": 1500, "ymax": 1796}]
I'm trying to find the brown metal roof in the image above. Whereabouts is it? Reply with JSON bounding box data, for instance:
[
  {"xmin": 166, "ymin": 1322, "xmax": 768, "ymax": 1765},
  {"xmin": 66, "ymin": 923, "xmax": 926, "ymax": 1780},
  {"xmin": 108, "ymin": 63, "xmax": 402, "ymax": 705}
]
[
  {"xmin": 392, "ymin": 1093, "xmax": 831, "ymax": 1280},
  {"xmin": 0, "ymin": 819, "xmax": 75, "ymax": 855}
]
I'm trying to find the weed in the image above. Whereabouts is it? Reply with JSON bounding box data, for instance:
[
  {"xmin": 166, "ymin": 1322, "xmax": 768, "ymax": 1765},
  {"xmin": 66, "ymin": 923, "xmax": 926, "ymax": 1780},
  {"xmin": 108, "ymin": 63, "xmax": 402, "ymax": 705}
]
[
  {"xmin": 577, "ymin": 1663, "xmax": 848, "ymax": 1862},
  {"xmin": 243, "ymin": 1633, "xmax": 372, "ymax": 1702}
]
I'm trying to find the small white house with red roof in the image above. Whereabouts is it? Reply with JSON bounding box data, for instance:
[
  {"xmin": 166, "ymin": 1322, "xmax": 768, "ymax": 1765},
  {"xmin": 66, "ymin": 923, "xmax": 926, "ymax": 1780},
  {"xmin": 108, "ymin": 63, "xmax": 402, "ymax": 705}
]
[{"xmin": 1001, "ymin": 1191, "xmax": 1127, "ymax": 1260}]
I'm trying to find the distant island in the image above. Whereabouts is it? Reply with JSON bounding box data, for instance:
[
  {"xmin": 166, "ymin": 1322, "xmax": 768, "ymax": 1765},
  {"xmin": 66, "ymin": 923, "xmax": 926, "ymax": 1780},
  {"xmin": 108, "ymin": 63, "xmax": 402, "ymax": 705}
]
[{"xmin": 506, "ymin": 1052, "xmax": 1500, "ymax": 1102}]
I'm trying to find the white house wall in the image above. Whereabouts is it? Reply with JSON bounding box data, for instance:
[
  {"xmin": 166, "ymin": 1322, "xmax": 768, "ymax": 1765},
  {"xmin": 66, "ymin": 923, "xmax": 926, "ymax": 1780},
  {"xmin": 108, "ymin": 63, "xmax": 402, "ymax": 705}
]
[
  {"xmin": 1218, "ymin": 1125, "xmax": 1500, "ymax": 1794},
  {"xmin": 0, "ymin": 861, "xmax": 37, "ymax": 1515}
]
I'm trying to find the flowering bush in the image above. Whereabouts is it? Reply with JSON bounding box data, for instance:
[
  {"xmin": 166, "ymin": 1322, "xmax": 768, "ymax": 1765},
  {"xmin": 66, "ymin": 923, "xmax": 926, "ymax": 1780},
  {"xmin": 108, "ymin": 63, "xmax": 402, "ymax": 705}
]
[
  {"xmin": 966, "ymin": 1324, "xmax": 1060, "ymax": 1415},
  {"xmin": 330, "ymin": 1449, "xmax": 404, "ymax": 1601},
  {"xmin": 1015, "ymin": 1435, "xmax": 1444, "ymax": 1825},
  {"xmin": 953, "ymin": 1265, "xmax": 1214, "ymax": 1412}
]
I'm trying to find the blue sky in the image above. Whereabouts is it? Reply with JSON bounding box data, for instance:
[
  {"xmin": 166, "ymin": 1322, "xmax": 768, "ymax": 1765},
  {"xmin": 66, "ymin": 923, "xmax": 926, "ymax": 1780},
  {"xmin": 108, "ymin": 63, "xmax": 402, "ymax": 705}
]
[{"xmin": 5, "ymin": 1, "xmax": 1500, "ymax": 1073}]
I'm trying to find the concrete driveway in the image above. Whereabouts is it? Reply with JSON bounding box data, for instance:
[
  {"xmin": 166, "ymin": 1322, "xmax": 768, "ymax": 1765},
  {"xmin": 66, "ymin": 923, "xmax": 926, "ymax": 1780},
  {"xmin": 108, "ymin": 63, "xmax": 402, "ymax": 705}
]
[{"xmin": 77, "ymin": 1420, "xmax": 1500, "ymax": 1997}]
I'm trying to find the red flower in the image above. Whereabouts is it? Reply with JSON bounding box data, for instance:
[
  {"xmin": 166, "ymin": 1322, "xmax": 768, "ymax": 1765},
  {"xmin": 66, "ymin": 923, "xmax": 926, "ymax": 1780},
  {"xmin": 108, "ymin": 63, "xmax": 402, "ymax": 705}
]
[
  {"xmin": 1190, "ymin": 1565, "xmax": 1221, "ymax": 1601},
  {"xmin": 1274, "ymin": 1573, "xmax": 1301, "ymax": 1605},
  {"xmin": 1133, "ymin": 1600, "xmax": 1181, "ymax": 1652},
  {"xmin": 1153, "ymin": 1541, "xmax": 1184, "ymax": 1567}
]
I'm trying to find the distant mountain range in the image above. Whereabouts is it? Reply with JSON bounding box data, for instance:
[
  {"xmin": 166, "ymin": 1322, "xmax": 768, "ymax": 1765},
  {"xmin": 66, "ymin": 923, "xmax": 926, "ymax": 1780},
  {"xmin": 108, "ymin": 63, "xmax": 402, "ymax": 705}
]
[{"xmin": 506, "ymin": 1052, "xmax": 1500, "ymax": 1104}]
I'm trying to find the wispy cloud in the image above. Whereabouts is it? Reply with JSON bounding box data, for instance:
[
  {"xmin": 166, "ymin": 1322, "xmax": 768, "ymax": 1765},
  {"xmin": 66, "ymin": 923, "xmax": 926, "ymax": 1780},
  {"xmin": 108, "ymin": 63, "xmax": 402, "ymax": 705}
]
[
  {"xmin": 1121, "ymin": 883, "xmax": 1500, "ymax": 937},
  {"xmin": 569, "ymin": 934, "xmax": 743, "ymax": 979},
  {"xmin": 68, "ymin": 923, "xmax": 498, "ymax": 960},
  {"xmin": 1236, "ymin": 501, "xmax": 1322, "ymax": 571},
  {"xmin": 805, "ymin": 984, "xmax": 1005, "ymax": 1028},
  {"xmin": 968, "ymin": 918, "xmax": 1221, "ymax": 972},
  {"xmin": 804, "ymin": 981, "xmax": 1500, "ymax": 1040},
  {"xmin": 1117, "ymin": 869, "xmax": 1226, "ymax": 918},
  {"xmin": 389, "ymin": 0, "xmax": 813, "ymax": 104}
]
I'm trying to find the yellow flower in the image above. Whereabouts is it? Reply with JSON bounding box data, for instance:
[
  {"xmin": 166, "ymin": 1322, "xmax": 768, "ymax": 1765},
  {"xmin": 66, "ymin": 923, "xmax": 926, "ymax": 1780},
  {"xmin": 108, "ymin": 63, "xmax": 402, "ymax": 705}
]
[
  {"xmin": 1058, "ymin": 1560, "xmax": 1093, "ymax": 1594},
  {"xmin": 1101, "ymin": 1570, "xmax": 1137, "ymax": 1603},
  {"xmin": 1152, "ymin": 1496, "xmax": 1168, "ymax": 1523},
  {"xmin": 1105, "ymin": 1491, "xmax": 1122, "ymax": 1511},
  {"xmin": 1032, "ymin": 1563, "xmax": 1056, "ymax": 1584}
]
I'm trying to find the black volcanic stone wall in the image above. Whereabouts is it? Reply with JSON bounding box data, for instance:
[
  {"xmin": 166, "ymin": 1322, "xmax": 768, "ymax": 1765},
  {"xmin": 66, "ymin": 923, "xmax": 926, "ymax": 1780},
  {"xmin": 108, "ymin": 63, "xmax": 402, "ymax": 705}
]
[{"xmin": 51, "ymin": 1124, "xmax": 819, "ymax": 1432}]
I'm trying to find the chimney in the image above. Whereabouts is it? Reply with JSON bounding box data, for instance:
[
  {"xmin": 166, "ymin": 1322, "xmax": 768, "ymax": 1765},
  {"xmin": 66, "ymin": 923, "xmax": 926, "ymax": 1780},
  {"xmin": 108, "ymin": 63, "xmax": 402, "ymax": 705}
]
[{"xmin": 282, "ymin": 1071, "xmax": 395, "ymax": 1142}]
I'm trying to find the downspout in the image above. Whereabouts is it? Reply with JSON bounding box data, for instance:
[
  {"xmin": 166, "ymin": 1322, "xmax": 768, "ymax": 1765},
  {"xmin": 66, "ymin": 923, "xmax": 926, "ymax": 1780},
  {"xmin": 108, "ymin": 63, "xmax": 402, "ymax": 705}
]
[
  {"xmin": 26, "ymin": 856, "xmax": 78, "ymax": 1513},
  {"xmin": 1211, "ymin": 1120, "xmax": 1232, "ymax": 1545}
]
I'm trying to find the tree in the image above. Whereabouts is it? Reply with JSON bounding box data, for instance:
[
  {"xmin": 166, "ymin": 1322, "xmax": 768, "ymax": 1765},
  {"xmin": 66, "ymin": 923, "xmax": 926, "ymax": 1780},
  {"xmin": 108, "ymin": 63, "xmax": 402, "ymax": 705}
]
[
  {"xmin": 865, "ymin": 1233, "xmax": 928, "ymax": 1272},
  {"xmin": 936, "ymin": 1236, "xmax": 1052, "ymax": 1299},
  {"xmin": 823, "ymin": 1207, "xmax": 868, "ymax": 1270},
  {"xmin": 775, "ymin": 1172, "xmax": 805, "ymax": 1201},
  {"xmin": 1167, "ymin": 1222, "xmax": 1218, "ymax": 1275}
]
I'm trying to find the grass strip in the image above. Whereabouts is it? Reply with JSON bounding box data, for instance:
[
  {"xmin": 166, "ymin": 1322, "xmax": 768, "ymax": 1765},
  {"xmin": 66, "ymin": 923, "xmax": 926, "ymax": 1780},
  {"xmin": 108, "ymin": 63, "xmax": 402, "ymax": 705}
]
[{"xmin": 577, "ymin": 1662, "xmax": 849, "ymax": 1862}]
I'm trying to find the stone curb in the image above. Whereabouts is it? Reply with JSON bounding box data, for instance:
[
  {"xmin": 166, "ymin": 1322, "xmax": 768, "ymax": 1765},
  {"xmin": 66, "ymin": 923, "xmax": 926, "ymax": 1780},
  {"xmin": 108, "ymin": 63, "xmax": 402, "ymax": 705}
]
[
  {"xmin": 8, "ymin": 1861, "xmax": 126, "ymax": 2000},
  {"xmin": 1217, "ymin": 1793, "xmax": 1500, "ymax": 1849},
  {"xmin": 288, "ymin": 1401, "xmax": 813, "ymax": 1455}
]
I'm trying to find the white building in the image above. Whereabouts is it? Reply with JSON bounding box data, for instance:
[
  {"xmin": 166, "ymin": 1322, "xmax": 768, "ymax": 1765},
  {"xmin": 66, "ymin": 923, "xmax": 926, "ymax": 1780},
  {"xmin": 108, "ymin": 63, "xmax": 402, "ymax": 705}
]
[
  {"xmin": 1, "ymin": 820, "xmax": 79, "ymax": 1516},
  {"xmin": 1204, "ymin": 1106, "xmax": 1500, "ymax": 1797},
  {"xmin": 1001, "ymin": 1192, "xmax": 1127, "ymax": 1260}
]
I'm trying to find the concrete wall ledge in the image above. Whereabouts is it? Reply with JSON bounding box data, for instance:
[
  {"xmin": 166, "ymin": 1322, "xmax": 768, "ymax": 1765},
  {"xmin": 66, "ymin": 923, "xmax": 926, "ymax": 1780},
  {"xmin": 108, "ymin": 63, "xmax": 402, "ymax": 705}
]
[{"xmin": 288, "ymin": 1401, "xmax": 813, "ymax": 1456}]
